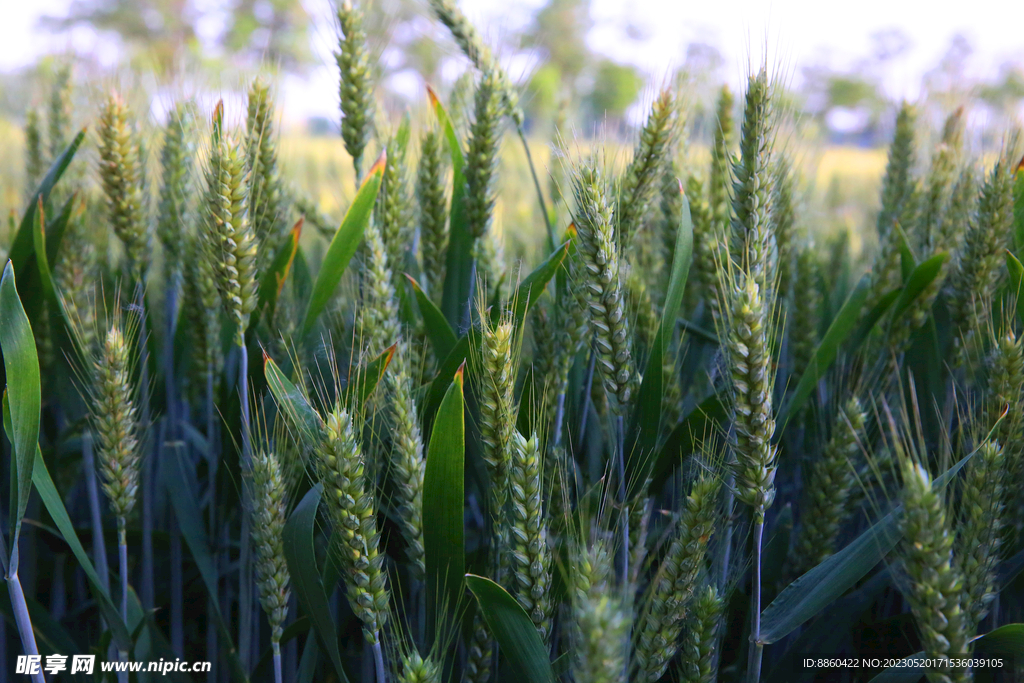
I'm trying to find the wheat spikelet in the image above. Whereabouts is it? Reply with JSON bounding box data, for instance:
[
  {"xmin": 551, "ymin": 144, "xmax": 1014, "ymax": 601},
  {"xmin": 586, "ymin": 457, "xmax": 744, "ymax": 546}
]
[
  {"xmin": 710, "ymin": 85, "xmax": 734, "ymax": 237},
  {"xmin": 727, "ymin": 273, "xmax": 777, "ymax": 515},
  {"xmin": 318, "ymin": 406, "xmax": 389, "ymax": 643},
  {"xmin": 205, "ymin": 133, "xmax": 259, "ymax": 340},
  {"xmin": 388, "ymin": 346, "xmax": 427, "ymax": 580},
  {"xmin": 877, "ymin": 102, "xmax": 918, "ymax": 240},
  {"xmin": 417, "ymin": 128, "xmax": 449, "ymax": 299},
  {"xmin": 357, "ymin": 217, "xmax": 400, "ymax": 354},
  {"xmin": 688, "ymin": 173, "xmax": 722, "ymax": 320},
  {"xmin": 336, "ymin": 0, "xmax": 373, "ymax": 177},
  {"xmin": 92, "ymin": 324, "xmax": 142, "ymax": 522},
  {"xmin": 97, "ymin": 91, "xmax": 150, "ymax": 278},
  {"xmin": 250, "ymin": 449, "xmax": 291, "ymax": 643},
  {"xmin": 463, "ymin": 614, "xmax": 493, "ymax": 683},
  {"xmin": 571, "ymin": 540, "xmax": 629, "ymax": 683},
  {"xmin": 899, "ymin": 460, "xmax": 970, "ymax": 683},
  {"xmin": 633, "ymin": 475, "xmax": 721, "ymax": 682},
  {"xmin": 246, "ymin": 77, "xmax": 283, "ymax": 262},
  {"xmin": 157, "ymin": 103, "xmax": 193, "ymax": 274},
  {"xmin": 730, "ymin": 70, "xmax": 775, "ymax": 291},
  {"xmin": 182, "ymin": 231, "xmax": 223, "ymax": 399},
  {"xmin": 617, "ymin": 88, "xmax": 677, "ymax": 244},
  {"xmin": 941, "ymin": 166, "xmax": 977, "ymax": 256},
  {"xmin": 378, "ymin": 130, "xmax": 413, "ymax": 280},
  {"xmin": 47, "ymin": 64, "xmax": 73, "ymax": 162},
  {"xmin": 773, "ymin": 158, "xmax": 797, "ymax": 299},
  {"xmin": 791, "ymin": 397, "xmax": 866, "ymax": 575},
  {"xmin": 24, "ymin": 106, "xmax": 44, "ymax": 202},
  {"xmin": 948, "ymin": 159, "xmax": 1014, "ymax": 362},
  {"xmin": 478, "ymin": 316, "xmax": 516, "ymax": 536},
  {"xmin": 956, "ymin": 440, "xmax": 1004, "ymax": 636},
  {"xmin": 426, "ymin": 0, "xmax": 524, "ymax": 126},
  {"xmin": 56, "ymin": 206, "xmax": 98, "ymax": 356},
  {"xmin": 399, "ymin": 652, "xmax": 440, "ymax": 683},
  {"xmin": 508, "ymin": 431, "xmax": 551, "ymax": 639},
  {"xmin": 789, "ymin": 246, "xmax": 820, "ymax": 380},
  {"xmin": 464, "ymin": 70, "xmax": 504, "ymax": 242},
  {"xmin": 661, "ymin": 158, "xmax": 684, "ymax": 277},
  {"xmin": 572, "ymin": 163, "xmax": 634, "ymax": 405},
  {"xmin": 679, "ymin": 585, "xmax": 723, "ymax": 683},
  {"xmin": 921, "ymin": 109, "xmax": 964, "ymax": 252}
]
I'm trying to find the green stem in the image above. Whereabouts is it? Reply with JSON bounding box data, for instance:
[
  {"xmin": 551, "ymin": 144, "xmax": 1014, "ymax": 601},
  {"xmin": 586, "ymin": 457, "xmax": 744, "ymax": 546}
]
[
  {"xmin": 7, "ymin": 572, "xmax": 43, "ymax": 683},
  {"xmin": 118, "ymin": 520, "xmax": 129, "ymax": 683},
  {"xmin": 516, "ymin": 124, "xmax": 555, "ymax": 252},
  {"xmin": 238, "ymin": 340, "xmax": 253, "ymax": 670},
  {"xmin": 82, "ymin": 432, "xmax": 110, "ymax": 592},
  {"xmin": 273, "ymin": 639, "xmax": 283, "ymax": 683},
  {"xmin": 205, "ymin": 365, "xmax": 218, "ymax": 682},
  {"xmin": 373, "ymin": 638, "xmax": 387, "ymax": 683},
  {"xmin": 747, "ymin": 512, "xmax": 765, "ymax": 683}
]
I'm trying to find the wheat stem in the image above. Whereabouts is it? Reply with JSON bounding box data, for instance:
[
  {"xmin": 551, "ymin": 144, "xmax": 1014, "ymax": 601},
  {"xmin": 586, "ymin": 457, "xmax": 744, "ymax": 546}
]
[{"xmin": 747, "ymin": 516, "xmax": 765, "ymax": 683}]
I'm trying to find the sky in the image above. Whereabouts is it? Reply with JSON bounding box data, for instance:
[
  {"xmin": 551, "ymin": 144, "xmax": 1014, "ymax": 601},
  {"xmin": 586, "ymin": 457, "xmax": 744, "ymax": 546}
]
[{"xmin": 3, "ymin": 0, "xmax": 1023, "ymax": 122}]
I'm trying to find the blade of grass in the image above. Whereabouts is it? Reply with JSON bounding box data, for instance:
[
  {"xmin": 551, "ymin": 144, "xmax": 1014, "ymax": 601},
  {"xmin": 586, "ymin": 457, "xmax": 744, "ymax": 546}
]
[
  {"xmin": 760, "ymin": 448, "xmax": 980, "ymax": 645},
  {"xmin": 264, "ymin": 354, "xmax": 323, "ymax": 449},
  {"xmin": 283, "ymin": 484, "xmax": 350, "ymax": 683},
  {"xmin": 406, "ymin": 274, "xmax": 457, "ymax": 361},
  {"xmin": 424, "ymin": 364, "xmax": 466, "ymax": 640},
  {"xmin": 0, "ymin": 262, "xmax": 40, "ymax": 573},
  {"xmin": 778, "ymin": 276, "xmax": 873, "ymax": 433},
  {"xmin": 1005, "ymin": 250, "xmax": 1024, "ymax": 327},
  {"xmin": 465, "ymin": 574, "xmax": 555, "ymax": 683},
  {"xmin": 300, "ymin": 153, "xmax": 385, "ymax": 337},
  {"xmin": 252, "ymin": 217, "xmax": 303, "ymax": 330},
  {"xmin": 8, "ymin": 128, "xmax": 86, "ymax": 274}
]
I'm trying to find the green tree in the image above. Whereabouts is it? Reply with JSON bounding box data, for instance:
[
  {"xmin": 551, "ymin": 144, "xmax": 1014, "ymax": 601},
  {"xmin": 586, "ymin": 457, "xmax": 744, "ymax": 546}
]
[
  {"xmin": 521, "ymin": 0, "xmax": 591, "ymax": 92},
  {"xmin": 585, "ymin": 59, "xmax": 642, "ymax": 122},
  {"xmin": 224, "ymin": 0, "xmax": 313, "ymax": 71}
]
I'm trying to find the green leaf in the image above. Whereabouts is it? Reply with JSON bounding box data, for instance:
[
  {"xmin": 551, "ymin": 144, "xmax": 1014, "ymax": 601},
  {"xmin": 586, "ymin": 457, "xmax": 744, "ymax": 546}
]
[
  {"xmin": 283, "ymin": 484, "xmax": 350, "ymax": 683},
  {"xmin": 424, "ymin": 365, "xmax": 466, "ymax": 638},
  {"xmin": 778, "ymin": 276, "xmax": 871, "ymax": 433},
  {"xmin": 465, "ymin": 574, "xmax": 555, "ymax": 683},
  {"xmin": 896, "ymin": 226, "xmax": 915, "ymax": 282},
  {"xmin": 1005, "ymin": 250, "xmax": 1024, "ymax": 327},
  {"xmin": 431, "ymin": 86, "xmax": 473, "ymax": 329},
  {"xmin": 760, "ymin": 450, "xmax": 979, "ymax": 645},
  {"xmin": 253, "ymin": 217, "xmax": 302, "ymax": 329},
  {"xmin": 505, "ymin": 240, "xmax": 570, "ymax": 324},
  {"xmin": 407, "ymin": 274, "xmax": 457, "ymax": 361},
  {"xmin": 888, "ymin": 253, "xmax": 948, "ymax": 325},
  {"xmin": 648, "ymin": 395, "xmax": 727, "ymax": 494},
  {"xmin": 23, "ymin": 440, "xmax": 132, "ymax": 651},
  {"xmin": 628, "ymin": 190, "xmax": 692, "ymax": 495},
  {"xmin": 8, "ymin": 129, "xmax": 86, "ymax": 275},
  {"xmin": 161, "ymin": 446, "xmax": 249, "ymax": 682},
  {"xmin": 847, "ymin": 288, "xmax": 902, "ymax": 353},
  {"xmin": 30, "ymin": 199, "xmax": 60, "ymax": 313},
  {"xmin": 264, "ymin": 354, "xmax": 324, "ymax": 449},
  {"xmin": 424, "ymin": 245, "xmax": 567, "ymax": 434},
  {"xmin": 0, "ymin": 262, "xmax": 40, "ymax": 571},
  {"xmin": 300, "ymin": 154, "xmax": 385, "ymax": 336},
  {"xmin": 343, "ymin": 343, "xmax": 396, "ymax": 408}
]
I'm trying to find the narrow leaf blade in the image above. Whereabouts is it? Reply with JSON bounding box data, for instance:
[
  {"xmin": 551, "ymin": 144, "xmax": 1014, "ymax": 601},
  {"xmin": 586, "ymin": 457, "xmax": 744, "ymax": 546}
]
[
  {"xmin": 300, "ymin": 154, "xmax": 385, "ymax": 336},
  {"xmin": 465, "ymin": 574, "xmax": 555, "ymax": 683}
]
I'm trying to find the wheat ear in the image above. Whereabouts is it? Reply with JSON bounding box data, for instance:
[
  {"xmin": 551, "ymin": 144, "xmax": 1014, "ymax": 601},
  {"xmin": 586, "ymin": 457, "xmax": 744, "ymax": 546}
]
[
  {"xmin": 250, "ymin": 449, "xmax": 291, "ymax": 683},
  {"xmin": 336, "ymin": 0, "xmax": 373, "ymax": 178}
]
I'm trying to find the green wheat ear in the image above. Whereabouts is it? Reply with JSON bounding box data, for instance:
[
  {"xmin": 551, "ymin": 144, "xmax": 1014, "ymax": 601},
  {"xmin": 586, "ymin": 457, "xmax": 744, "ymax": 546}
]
[
  {"xmin": 679, "ymin": 585, "xmax": 724, "ymax": 683},
  {"xmin": 205, "ymin": 133, "xmax": 259, "ymax": 340},
  {"xmin": 464, "ymin": 70, "xmax": 505, "ymax": 243},
  {"xmin": 633, "ymin": 475, "xmax": 721, "ymax": 682},
  {"xmin": 899, "ymin": 460, "xmax": 970, "ymax": 683},
  {"xmin": 571, "ymin": 162, "xmax": 634, "ymax": 406},
  {"xmin": 318, "ymin": 406, "xmax": 390, "ymax": 643},
  {"xmin": 710, "ymin": 84, "xmax": 734, "ymax": 238},
  {"xmin": 157, "ymin": 102, "xmax": 194, "ymax": 276},
  {"xmin": 250, "ymin": 449, "xmax": 291, "ymax": 645},
  {"xmin": 789, "ymin": 245, "xmax": 820, "ymax": 380},
  {"xmin": 617, "ymin": 88, "xmax": 677, "ymax": 245},
  {"xmin": 92, "ymin": 323, "xmax": 143, "ymax": 523},
  {"xmin": 97, "ymin": 91, "xmax": 150, "ymax": 279},
  {"xmin": 417, "ymin": 127, "xmax": 449, "ymax": 300},
  {"xmin": 24, "ymin": 106, "xmax": 45, "ymax": 202},
  {"xmin": 731, "ymin": 69, "xmax": 775, "ymax": 291},
  {"xmin": 956, "ymin": 439, "xmax": 1004, "ymax": 636},
  {"xmin": 507, "ymin": 431, "xmax": 551, "ymax": 640},
  {"xmin": 571, "ymin": 540, "xmax": 629, "ymax": 683},
  {"xmin": 246, "ymin": 76, "xmax": 283, "ymax": 265},
  {"xmin": 336, "ymin": 0, "xmax": 374, "ymax": 178},
  {"xmin": 398, "ymin": 652, "xmax": 440, "ymax": 683}
]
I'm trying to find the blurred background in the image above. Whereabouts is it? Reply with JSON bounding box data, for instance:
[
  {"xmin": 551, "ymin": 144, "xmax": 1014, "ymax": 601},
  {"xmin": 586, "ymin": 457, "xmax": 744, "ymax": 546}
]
[{"xmin": 1, "ymin": 0, "xmax": 1023, "ymax": 252}]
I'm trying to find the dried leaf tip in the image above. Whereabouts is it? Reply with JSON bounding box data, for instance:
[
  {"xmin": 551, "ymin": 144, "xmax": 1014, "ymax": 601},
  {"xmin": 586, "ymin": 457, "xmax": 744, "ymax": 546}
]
[
  {"xmin": 426, "ymin": 84, "xmax": 440, "ymax": 108},
  {"xmin": 365, "ymin": 149, "xmax": 388, "ymax": 182},
  {"xmin": 455, "ymin": 360, "xmax": 467, "ymax": 387}
]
